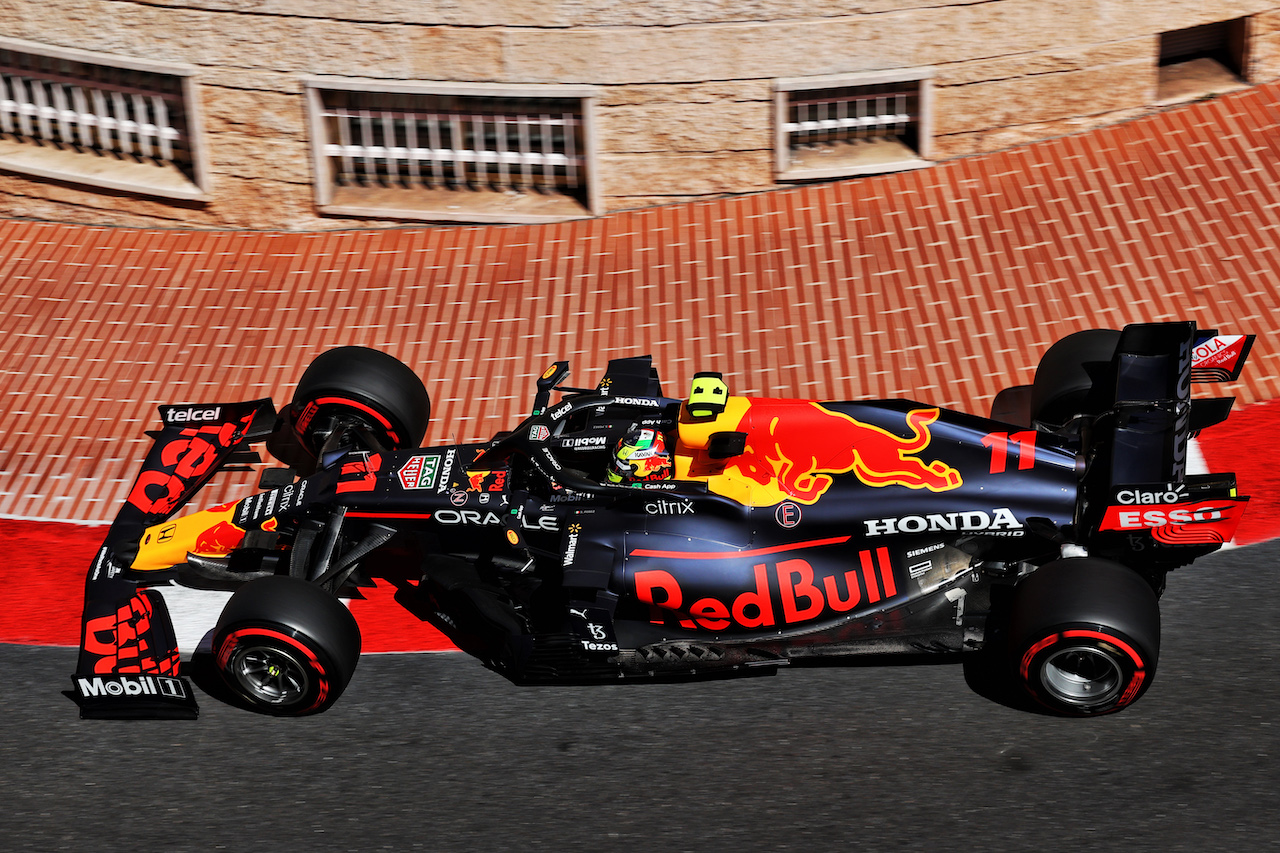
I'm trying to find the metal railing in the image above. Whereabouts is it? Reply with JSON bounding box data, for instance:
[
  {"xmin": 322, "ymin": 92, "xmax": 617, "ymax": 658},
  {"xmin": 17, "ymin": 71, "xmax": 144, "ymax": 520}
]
[
  {"xmin": 321, "ymin": 100, "xmax": 585, "ymax": 194},
  {"xmin": 784, "ymin": 85, "xmax": 916, "ymax": 147},
  {"xmin": 0, "ymin": 58, "xmax": 186, "ymax": 165}
]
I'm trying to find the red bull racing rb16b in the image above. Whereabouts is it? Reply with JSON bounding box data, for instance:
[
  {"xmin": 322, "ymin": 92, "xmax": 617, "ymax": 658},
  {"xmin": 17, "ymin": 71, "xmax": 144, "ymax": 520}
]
[{"xmin": 73, "ymin": 321, "xmax": 1253, "ymax": 719}]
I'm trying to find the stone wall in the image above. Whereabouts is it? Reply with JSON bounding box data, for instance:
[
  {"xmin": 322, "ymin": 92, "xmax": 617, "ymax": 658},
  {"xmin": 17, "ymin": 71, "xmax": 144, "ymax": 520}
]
[{"xmin": 0, "ymin": 0, "xmax": 1277, "ymax": 229}]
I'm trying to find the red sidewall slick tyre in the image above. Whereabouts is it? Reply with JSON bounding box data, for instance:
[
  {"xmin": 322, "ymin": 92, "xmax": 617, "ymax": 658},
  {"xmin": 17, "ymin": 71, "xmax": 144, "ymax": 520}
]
[
  {"xmin": 212, "ymin": 576, "xmax": 362, "ymax": 717},
  {"xmin": 1009, "ymin": 558, "xmax": 1160, "ymax": 716},
  {"xmin": 290, "ymin": 346, "xmax": 430, "ymax": 460}
]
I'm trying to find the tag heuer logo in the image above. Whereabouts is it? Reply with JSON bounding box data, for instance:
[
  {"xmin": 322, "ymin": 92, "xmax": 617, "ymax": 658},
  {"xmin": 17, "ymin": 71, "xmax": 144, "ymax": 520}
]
[{"xmin": 397, "ymin": 455, "xmax": 440, "ymax": 491}]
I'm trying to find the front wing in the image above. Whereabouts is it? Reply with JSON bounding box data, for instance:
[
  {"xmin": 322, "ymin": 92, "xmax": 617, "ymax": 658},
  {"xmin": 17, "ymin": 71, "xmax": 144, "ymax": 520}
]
[{"xmin": 71, "ymin": 400, "xmax": 275, "ymax": 719}]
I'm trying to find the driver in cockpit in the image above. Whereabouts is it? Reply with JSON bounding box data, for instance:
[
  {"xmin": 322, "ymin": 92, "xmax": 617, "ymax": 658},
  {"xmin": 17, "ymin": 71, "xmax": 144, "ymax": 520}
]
[{"xmin": 605, "ymin": 427, "xmax": 673, "ymax": 485}]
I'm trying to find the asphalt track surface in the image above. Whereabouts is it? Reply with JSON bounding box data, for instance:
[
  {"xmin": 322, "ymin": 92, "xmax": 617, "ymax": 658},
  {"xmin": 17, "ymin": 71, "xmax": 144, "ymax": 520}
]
[{"xmin": 2, "ymin": 541, "xmax": 1277, "ymax": 852}]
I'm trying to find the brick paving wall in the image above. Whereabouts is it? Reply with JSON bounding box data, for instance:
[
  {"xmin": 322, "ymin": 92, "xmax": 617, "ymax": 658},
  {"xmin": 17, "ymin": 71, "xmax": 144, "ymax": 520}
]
[{"xmin": 1, "ymin": 83, "xmax": 1278, "ymax": 522}]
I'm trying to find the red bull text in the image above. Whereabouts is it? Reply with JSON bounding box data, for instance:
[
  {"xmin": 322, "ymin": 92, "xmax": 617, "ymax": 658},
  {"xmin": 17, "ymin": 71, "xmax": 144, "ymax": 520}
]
[{"xmin": 632, "ymin": 545, "xmax": 900, "ymax": 632}]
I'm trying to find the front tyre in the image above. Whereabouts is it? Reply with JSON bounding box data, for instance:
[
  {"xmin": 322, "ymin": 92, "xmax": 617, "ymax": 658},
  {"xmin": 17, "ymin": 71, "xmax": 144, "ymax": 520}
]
[
  {"xmin": 1009, "ymin": 558, "xmax": 1160, "ymax": 716},
  {"xmin": 284, "ymin": 346, "xmax": 430, "ymax": 471},
  {"xmin": 212, "ymin": 575, "xmax": 362, "ymax": 716}
]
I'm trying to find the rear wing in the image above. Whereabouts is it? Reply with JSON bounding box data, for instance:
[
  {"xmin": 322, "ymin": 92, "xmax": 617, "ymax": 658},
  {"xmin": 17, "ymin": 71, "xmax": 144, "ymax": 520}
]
[
  {"xmin": 71, "ymin": 399, "xmax": 276, "ymax": 719},
  {"xmin": 1083, "ymin": 322, "xmax": 1252, "ymax": 550},
  {"xmin": 1099, "ymin": 323, "xmax": 1251, "ymax": 484}
]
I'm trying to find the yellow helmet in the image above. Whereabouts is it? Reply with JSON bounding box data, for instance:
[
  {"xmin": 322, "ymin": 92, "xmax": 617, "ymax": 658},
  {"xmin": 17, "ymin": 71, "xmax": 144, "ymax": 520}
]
[{"xmin": 606, "ymin": 428, "xmax": 672, "ymax": 484}]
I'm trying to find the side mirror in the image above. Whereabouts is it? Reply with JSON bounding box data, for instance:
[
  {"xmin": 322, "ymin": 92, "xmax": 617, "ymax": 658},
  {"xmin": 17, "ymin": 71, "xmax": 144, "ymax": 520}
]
[
  {"xmin": 533, "ymin": 361, "xmax": 571, "ymax": 415},
  {"xmin": 258, "ymin": 467, "xmax": 297, "ymax": 488},
  {"xmin": 707, "ymin": 431, "xmax": 747, "ymax": 459}
]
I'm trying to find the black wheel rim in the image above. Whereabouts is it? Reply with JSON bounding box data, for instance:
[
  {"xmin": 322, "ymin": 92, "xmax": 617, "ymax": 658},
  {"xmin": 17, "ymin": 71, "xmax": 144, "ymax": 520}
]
[{"xmin": 229, "ymin": 644, "xmax": 311, "ymax": 707}]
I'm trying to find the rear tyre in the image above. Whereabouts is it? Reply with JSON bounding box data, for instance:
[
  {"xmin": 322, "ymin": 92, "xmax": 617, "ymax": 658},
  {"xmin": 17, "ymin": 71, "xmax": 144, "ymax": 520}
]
[
  {"xmin": 1009, "ymin": 558, "xmax": 1160, "ymax": 716},
  {"xmin": 1030, "ymin": 328, "xmax": 1120, "ymax": 429},
  {"xmin": 286, "ymin": 346, "xmax": 430, "ymax": 467},
  {"xmin": 212, "ymin": 575, "xmax": 362, "ymax": 716}
]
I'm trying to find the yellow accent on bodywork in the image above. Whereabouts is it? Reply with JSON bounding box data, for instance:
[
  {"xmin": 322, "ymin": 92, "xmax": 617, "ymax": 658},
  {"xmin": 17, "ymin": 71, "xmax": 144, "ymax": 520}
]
[
  {"xmin": 687, "ymin": 374, "xmax": 729, "ymax": 419},
  {"xmin": 130, "ymin": 503, "xmax": 247, "ymax": 573},
  {"xmin": 674, "ymin": 397, "xmax": 786, "ymax": 506}
]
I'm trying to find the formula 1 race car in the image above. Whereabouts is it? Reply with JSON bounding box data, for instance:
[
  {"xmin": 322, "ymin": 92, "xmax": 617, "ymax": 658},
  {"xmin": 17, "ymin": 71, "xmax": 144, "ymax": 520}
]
[{"xmin": 72, "ymin": 321, "xmax": 1253, "ymax": 720}]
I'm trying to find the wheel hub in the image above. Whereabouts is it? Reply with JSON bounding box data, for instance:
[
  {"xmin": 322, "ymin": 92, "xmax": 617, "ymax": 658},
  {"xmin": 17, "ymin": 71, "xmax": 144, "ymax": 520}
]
[
  {"xmin": 1041, "ymin": 644, "xmax": 1124, "ymax": 709},
  {"xmin": 230, "ymin": 644, "xmax": 310, "ymax": 706}
]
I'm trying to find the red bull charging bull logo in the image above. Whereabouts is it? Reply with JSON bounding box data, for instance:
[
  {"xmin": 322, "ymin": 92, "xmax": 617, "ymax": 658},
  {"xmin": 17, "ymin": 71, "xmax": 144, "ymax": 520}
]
[{"xmin": 692, "ymin": 399, "xmax": 962, "ymax": 506}]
